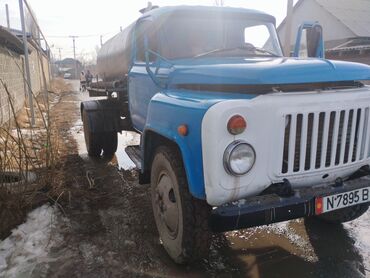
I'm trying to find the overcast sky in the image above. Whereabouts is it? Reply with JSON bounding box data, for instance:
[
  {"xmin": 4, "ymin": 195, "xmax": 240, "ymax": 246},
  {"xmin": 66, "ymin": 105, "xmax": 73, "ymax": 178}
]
[{"xmin": 0, "ymin": 0, "xmax": 298, "ymax": 60}]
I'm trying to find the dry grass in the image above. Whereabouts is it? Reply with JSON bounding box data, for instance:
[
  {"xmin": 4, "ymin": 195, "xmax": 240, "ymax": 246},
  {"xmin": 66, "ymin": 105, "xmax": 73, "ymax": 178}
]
[{"xmin": 0, "ymin": 77, "xmax": 73, "ymax": 239}]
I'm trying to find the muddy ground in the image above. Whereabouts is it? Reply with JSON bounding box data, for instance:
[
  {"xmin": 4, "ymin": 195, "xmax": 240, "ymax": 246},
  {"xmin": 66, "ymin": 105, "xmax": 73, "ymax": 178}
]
[{"xmin": 3, "ymin": 81, "xmax": 369, "ymax": 278}]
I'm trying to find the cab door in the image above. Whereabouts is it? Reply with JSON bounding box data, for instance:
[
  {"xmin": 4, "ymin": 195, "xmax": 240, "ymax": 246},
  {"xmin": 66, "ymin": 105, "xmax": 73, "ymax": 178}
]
[{"xmin": 128, "ymin": 18, "xmax": 160, "ymax": 132}]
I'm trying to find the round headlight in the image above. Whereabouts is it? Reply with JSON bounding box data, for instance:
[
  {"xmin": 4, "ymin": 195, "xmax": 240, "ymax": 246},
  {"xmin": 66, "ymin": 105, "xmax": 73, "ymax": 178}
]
[{"xmin": 223, "ymin": 141, "xmax": 256, "ymax": 176}]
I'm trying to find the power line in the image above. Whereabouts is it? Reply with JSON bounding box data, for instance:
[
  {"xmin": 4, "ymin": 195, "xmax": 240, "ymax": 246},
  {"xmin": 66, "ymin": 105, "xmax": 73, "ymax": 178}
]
[
  {"xmin": 56, "ymin": 47, "xmax": 62, "ymax": 61},
  {"xmin": 47, "ymin": 32, "xmax": 112, "ymax": 39}
]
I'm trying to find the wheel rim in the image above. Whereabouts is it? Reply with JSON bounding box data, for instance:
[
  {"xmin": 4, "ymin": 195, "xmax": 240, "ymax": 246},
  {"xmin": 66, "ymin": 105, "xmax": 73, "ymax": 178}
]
[{"xmin": 154, "ymin": 171, "xmax": 179, "ymax": 239}]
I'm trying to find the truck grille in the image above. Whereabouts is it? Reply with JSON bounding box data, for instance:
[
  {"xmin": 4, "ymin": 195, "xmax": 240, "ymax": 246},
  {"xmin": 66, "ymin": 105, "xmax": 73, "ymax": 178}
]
[{"xmin": 281, "ymin": 108, "xmax": 370, "ymax": 174}]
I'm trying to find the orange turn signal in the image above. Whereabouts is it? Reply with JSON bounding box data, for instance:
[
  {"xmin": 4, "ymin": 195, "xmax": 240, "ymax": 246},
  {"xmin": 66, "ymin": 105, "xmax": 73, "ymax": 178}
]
[
  {"xmin": 178, "ymin": 124, "xmax": 188, "ymax": 136},
  {"xmin": 315, "ymin": 197, "xmax": 323, "ymax": 215},
  {"xmin": 227, "ymin": 115, "xmax": 247, "ymax": 135}
]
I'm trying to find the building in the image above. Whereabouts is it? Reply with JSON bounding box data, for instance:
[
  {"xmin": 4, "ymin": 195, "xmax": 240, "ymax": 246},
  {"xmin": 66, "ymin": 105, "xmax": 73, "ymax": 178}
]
[
  {"xmin": 55, "ymin": 58, "xmax": 83, "ymax": 79},
  {"xmin": 278, "ymin": 0, "xmax": 370, "ymax": 64},
  {"xmin": 0, "ymin": 26, "xmax": 50, "ymax": 125}
]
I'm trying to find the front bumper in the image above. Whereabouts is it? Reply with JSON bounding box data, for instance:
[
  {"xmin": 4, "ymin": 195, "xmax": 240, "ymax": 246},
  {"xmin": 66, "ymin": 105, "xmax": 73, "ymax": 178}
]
[{"xmin": 210, "ymin": 175, "xmax": 370, "ymax": 233}]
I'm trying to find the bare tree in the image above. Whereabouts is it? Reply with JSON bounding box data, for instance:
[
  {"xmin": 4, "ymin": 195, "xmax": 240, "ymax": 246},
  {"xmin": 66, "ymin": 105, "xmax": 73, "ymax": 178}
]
[{"xmin": 214, "ymin": 0, "xmax": 224, "ymax": 6}]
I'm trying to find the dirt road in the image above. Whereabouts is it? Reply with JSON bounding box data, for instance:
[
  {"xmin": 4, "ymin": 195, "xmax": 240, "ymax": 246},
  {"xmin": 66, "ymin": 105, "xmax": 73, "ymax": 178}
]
[{"xmin": 3, "ymin": 81, "xmax": 369, "ymax": 277}]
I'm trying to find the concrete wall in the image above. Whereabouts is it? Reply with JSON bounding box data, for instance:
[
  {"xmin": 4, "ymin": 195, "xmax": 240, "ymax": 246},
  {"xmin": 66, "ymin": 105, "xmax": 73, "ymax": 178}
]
[
  {"xmin": 0, "ymin": 42, "xmax": 50, "ymax": 125},
  {"xmin": 0, "ymin": 46, "xmax": 25, "ymax": 124}
]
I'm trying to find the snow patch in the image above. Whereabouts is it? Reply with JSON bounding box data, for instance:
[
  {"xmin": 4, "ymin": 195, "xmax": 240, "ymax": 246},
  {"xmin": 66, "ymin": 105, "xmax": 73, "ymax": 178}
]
[
  {"xmin": 226, "ymin": 220, "xmax": 317, "ymax": 262},
  {"xmin": 0, "ymin": 205, "xmax": 60, "ymax": 278},
  {"xmin": 70, "ymin": 118, "xmax": 85, "ymax": 154},
  {"xmin": 115, "ymin": 131, "xmax": 141, "ymax": 170},
  {"xmin": 227, "ymin": 220, "xmax": 305, "ymax": 246},
  {"xmin": 344, "ymin": 211, "xmax": 370, "ymax": 272},
  {"xmin": 70, "ymin": 117, "xmax": 141, "ymax": 171}
]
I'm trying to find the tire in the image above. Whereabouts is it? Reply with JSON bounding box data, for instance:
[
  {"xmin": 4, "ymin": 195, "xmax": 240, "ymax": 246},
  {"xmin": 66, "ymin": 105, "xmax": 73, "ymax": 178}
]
[
  {"xmin": 82, "ymin": 110, "xmax": 103, "ymax": 157},
  {"xmin": 150, "ymin": 145, "xmax": 212, "ymax": 264},
  {"xmin": 315, "ymin": 204, "xmax": 369, "ymax": 224},
  {"xmin": 102, "ymin": 132, "xmax": 118, "ymax": 156}
]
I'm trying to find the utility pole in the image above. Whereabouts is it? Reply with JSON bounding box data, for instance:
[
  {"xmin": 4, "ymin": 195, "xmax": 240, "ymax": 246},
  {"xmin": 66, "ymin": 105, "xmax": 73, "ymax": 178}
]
[
  {"xmin": 56, "ymin": 47, "xmax": 62, "ymax": 61},
  {"xmin": 214, "ymin": 0, "xmax": 224, "ymax": 6},
  {"xmin": 19, "ymin": 0, "xmax": 35, "ymax": 126},
  {"xmin": 284, "ymin": 0, "xmax": 294, "ymax": 57},
  {"xmin": 5, "ymin": 4, "xmax": 10, "ymax": 28},
  {"xmin": 100, "ymin": 35, "xmax": 103, "ymax": 47},
  {"xmin": 70, "ymin": 36, "xmax": 78, "ymax": 79}
]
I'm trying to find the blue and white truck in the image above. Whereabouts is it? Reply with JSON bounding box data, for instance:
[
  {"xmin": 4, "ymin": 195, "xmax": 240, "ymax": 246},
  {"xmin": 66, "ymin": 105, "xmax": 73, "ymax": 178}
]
[{"xmin": 81, "ymin": 5, "xmax": 370, "ymax": 263}]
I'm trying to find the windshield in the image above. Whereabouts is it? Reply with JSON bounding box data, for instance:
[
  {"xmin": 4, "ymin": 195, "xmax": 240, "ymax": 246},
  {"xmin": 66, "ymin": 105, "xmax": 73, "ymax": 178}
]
[{"xmin": 160, "ymin": 14, "xmax": 283, "ymax": 59}]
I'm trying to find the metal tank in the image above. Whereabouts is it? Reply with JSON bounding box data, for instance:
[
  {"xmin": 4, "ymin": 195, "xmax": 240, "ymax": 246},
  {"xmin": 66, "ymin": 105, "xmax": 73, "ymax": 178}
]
[{"xmin": 97, "ymin": 23, "xmax": 135, "ymax": 82}]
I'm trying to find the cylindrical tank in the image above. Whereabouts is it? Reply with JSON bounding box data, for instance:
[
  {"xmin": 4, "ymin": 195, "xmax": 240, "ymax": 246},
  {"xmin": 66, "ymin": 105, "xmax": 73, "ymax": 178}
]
[{"xmin": 97, "ymin": 23, "xmax": 135, "ymax": 82}]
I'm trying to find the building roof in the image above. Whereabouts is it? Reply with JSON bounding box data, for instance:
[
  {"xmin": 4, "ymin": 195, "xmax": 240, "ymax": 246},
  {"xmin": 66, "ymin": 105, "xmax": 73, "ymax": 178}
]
[
  {"xmin": 285, "ymin": 0, "xmax": 370, "ymax": 37},
  {"xmin": 316, "ymin": 0, "xmax": 370, "ymax": 37},
  {"xmin": 0, "ymin": 27, "xmax": 25, "ymax": 55},
  {"xmin": 56, "ymin": 58, "xmax": 82, "ymax": 66}
]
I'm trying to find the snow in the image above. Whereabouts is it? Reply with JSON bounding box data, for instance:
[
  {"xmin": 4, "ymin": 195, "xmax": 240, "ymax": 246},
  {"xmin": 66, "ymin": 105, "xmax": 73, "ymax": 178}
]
[
  {"xmin": 0, "ymin": 205, "xmax": 60, "ymax": 278},
  {"xmin": 344, "ymin": 211, "xmax": 370, "ymax": 272},
  {"xmin": 70, "ymin": 115, "xmax": 141, "ymax": 171},
  {"xmin": 115, "ymin": 131, "xmax": 141, "ymax": 170},
  {"xmin": 70, "ymin": 118, "xmax": 86, "ymax": 154},
  {"xmin": 71, "ymin": 89, "xmax": 141, "ymax": 171},
  {"xmin": 227, "ymin": 220, "xmax": 307, "ymax": 248}
]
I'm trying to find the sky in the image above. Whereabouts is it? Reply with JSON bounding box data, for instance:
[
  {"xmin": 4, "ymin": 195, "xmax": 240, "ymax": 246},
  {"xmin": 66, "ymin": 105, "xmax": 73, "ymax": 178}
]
[{"xmin": 0, "ymin": 0, "xmax": 298, "ymax": 61}]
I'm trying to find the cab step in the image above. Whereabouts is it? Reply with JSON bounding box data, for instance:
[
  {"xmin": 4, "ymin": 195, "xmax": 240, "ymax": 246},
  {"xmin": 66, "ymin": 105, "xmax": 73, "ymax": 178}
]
[{"xmin": 125, "ymin": 145, "xmax": 141, "ymax": 170}]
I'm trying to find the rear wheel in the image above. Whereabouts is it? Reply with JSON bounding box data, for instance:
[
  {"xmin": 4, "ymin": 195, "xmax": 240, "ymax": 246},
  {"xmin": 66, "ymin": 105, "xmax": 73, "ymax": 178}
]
[
  {"xmin": 82, "ymin": 110, "xmax": 103, "ymax": 157},
  {"xmin": 150, "ymin": 145, "xmax": 211, "ymax": 264},
  {"xmin": 102, "ymin": 132, "xmax": 118, "ymax": 156},
  {"xmin": 315, "ymin": 204, "xmax": 369, "ymax": 224}
]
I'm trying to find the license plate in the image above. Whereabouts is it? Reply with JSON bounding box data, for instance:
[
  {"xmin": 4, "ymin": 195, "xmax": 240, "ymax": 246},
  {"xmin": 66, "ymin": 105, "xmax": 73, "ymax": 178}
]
[{"xmin": 315, "ymin": 187, "xmax": 370, "ymax": 215}]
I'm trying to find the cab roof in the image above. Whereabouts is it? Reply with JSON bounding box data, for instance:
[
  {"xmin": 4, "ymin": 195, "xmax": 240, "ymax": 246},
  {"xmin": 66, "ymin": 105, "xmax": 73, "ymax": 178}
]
[{"xmin": 139, "ymin": 5, "xmax": 276, "ymax": 25}]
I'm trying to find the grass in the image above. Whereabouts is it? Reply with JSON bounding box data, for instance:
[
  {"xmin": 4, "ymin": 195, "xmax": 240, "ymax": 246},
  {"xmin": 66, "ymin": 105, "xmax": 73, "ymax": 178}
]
[{"xmin": 0, "ymin": 73, "xmax": 72, "ymax": 239}]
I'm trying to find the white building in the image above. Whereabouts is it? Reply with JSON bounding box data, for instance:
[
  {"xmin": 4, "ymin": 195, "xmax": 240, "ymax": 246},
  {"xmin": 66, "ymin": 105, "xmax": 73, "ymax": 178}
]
[{"xmin": 278, "ymin": 0, "xmax": 370, "ymax": 61}]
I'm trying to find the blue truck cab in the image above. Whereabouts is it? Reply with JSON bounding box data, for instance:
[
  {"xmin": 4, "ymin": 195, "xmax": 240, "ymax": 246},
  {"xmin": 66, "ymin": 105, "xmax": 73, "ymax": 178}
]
[{"xmin": 81, "ymin": 5, "xmax": 370, "ymax": 263}]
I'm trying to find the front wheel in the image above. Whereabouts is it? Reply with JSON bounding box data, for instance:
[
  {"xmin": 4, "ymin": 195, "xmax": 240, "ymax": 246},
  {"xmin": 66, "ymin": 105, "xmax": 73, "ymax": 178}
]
[
  {"xmin": 150, "ymin": 146, "xmax": 212, "ymax": 264},
  {"xmin": 315, "ymin": 204, "xmax": 369, "ymax": 224}
]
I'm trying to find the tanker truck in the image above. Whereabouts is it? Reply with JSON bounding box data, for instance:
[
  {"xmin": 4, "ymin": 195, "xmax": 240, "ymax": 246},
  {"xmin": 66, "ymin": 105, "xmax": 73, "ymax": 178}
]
[{"xmin": 81, "ymin": 5, "xmax": 370, "ymax": 264}]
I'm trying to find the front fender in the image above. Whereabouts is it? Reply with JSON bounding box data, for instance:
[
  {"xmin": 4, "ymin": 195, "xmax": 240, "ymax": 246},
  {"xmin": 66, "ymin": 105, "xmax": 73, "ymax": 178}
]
[{"xmin": 142, "ymin": 90, "xmax": 221, "ymax": 199}]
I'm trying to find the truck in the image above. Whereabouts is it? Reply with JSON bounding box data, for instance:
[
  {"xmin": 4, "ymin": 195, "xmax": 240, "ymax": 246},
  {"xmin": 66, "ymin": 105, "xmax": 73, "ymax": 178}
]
[{"xmin": 81, "ymin": 5, "xmax": 370, "ymax": 264}]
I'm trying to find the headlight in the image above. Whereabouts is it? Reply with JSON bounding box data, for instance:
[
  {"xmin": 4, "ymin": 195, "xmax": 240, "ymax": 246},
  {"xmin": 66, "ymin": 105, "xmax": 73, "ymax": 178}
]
[{"xmin": 223, "ymin": 141, "xmax": 256, "ymax": 176}]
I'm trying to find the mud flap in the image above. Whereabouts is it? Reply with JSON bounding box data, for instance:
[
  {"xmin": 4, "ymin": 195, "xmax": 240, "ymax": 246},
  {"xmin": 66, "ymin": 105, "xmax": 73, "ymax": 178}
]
[{"xmin": 81, "ymin": 100, "xmax": 122, "ymax": 133}]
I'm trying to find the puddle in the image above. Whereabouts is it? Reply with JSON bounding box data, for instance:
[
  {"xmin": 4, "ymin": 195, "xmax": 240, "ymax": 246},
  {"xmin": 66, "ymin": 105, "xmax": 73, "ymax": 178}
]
[
  {"xmin": 69, "ymin": 80, "xmax": 141, "ymax": 170},
  {"xmin": 222, "ymin": 214, "xmax": 370, "ymax": 277},
  {"xmin": 70, "ymin": 118, "xmax": 141, "ymax": 171}
]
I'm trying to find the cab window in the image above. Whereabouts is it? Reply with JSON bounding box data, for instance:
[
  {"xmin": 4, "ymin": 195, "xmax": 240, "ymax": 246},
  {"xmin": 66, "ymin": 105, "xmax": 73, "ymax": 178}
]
[{"xmin": 135, "ymin": 20, "xmax": 159, "ymax": 62}]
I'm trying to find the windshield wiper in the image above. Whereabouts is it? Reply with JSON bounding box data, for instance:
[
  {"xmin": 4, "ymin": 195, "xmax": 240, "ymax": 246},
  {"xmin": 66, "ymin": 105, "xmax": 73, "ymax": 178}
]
[
  {"xmin": 252, "ymin": 47, "xmax": 279, "ymax": 56},
  {"xmin": 194, "ymin": 45, "xmax": 279, "ymax": 58}
]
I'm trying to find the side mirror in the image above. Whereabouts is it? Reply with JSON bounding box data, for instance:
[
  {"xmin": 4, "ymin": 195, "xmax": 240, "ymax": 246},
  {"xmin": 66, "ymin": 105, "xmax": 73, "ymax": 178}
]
[
  {"xmin": 293, "ymin": 22, "xmax": 324, "ymax": 58},
  {"xmin": 143, "ymin": 36, "xmax": 167, "ymax": 89},
  {"xmin": 143, "ymin": 36, "xmax": 157, "ymax": 80}
]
